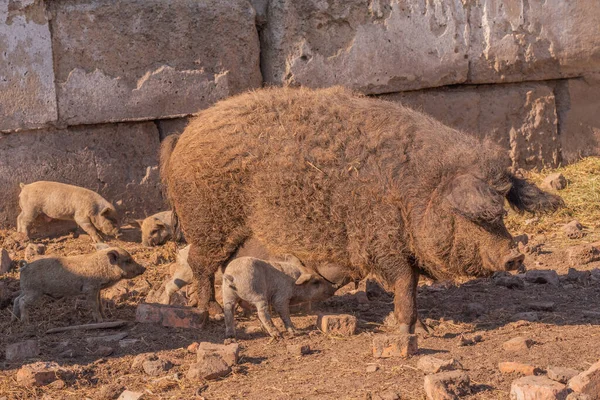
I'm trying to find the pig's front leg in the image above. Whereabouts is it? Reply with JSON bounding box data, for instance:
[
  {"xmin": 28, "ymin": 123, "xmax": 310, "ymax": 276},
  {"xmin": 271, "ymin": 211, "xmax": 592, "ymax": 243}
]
[
  {"xmin": 273, "ymin": 298, "xmax": 296, "ymax": 335},
  {"xmin": 75, "ymin": 216, "xmax": 104, "ymax": 243},
  {"xmin": 255, "ymin": 300, "xmax": 281, "ymax": 338}
]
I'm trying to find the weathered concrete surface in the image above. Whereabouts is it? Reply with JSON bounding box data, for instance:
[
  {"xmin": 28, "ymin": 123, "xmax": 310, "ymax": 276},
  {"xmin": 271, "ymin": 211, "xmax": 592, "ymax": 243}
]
[
  {"xmin": 157, "ymin": 118, "xmax": 190, "ymax": 141},
  {"xmin": 260, "ymin": 0, "xmax": 469, "ymax": 94},
  {"xmin": 469, "ymin": 0, "xmax": 600, "ymax": 84},
  {"xmin": 384, "ymin": 82, "xmax": 559, "ymax": 169},
  {"xmin": 0, "ymin": 122, "xmax": 164, "ymax": 229},
  {"xmin": 49, "ymin": 0, "xmax": 262, "ymax": 126},
  {"xmin": 555, "ymin": 74, "xmax": 600, "ymax": 163},
  {"xmin": 0, "ymin": 0, "xmax": 57, "ymax": 132}
]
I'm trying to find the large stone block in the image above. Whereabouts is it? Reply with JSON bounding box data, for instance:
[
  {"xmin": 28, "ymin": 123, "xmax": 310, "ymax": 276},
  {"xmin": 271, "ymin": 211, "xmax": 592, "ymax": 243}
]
[
  {"xmin": 0, "ymin": 122, "xmax": 164, "ymax": 228},
  {"xmin": 49, "ymin": 0, "xmax": 262, "ymax": 126},
  {"xmin": 383, "ymin": 82, "xmax": 559, "ymax": 169},
  {"xmin": 469, "ymin": 0, "xmax": 600, "ymax": 84},
  {"xmin": 0, "ymin": 0, "xmax": 57, "ymax": 132},
  {"xmin": 555, "ymin": 74, "xmax": 600, "ymax": 163},
  {"xmin": 259, "ymin": 0, "xmax": 469, "ymax": 94}
]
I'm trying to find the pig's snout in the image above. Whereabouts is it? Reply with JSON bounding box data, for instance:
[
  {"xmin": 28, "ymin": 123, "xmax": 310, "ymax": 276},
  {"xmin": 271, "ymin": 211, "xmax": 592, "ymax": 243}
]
[{"xmin": 503, "ymin": 250, "xmax": 525, "ymax": 271}]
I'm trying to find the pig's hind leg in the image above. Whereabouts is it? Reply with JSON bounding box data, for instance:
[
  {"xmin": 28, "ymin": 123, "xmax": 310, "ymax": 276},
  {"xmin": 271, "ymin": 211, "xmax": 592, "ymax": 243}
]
[{"xmin": 222, "ymin": 282, "xmax": 239, "ymax": 338}]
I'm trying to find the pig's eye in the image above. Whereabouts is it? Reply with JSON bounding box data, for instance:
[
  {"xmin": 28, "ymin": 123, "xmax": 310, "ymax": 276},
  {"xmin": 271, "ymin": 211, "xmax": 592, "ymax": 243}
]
[{"xmin": 150, "ymin": 229, "xmax": 158, "ymax": 235}]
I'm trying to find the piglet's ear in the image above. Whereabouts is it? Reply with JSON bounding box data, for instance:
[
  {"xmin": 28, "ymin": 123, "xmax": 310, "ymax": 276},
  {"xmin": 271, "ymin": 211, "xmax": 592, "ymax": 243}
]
[
  {"xmin": 445, "ymin": 174, "xmax": 506, "ymax": 224},
  {"xmin": 154, "ymin": 220, "xmax": 166, "ymax": 228},
  {"xmin": 101, "ymin": 207, "xmax": 112, "ymax": 216},
  {"xmin": 132, "ymin": 219, "xmax": 144, "ymax": 228},
  {"xmin": 295, "ymin": 273, "xmax": 313, "ymax": 285},
  {"xmin": 107, "ymin": 250, "xmax": 119, "ymax": 265}
]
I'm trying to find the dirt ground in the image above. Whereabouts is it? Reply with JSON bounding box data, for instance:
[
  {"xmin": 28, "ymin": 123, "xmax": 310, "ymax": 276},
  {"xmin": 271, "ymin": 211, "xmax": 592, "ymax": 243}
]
[{"xmin": 2, "ymin": 163, "xmax": 600, "ymax": 399}]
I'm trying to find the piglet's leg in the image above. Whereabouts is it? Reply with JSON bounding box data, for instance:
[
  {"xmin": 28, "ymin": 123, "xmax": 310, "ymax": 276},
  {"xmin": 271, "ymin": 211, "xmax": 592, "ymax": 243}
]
[
  {"xmin": 273, "ymin": 299, "xmax": 296, "ymax": 335},
  {"xmin": 255, "ymin": 301, "xmax": 281, "ymax": 338},
  {"xmin": 75, "ymin": 216, "xmax": 103, "ymax": 243},
  {"xmin": 18, "ymin": 292, "xmax": 40, "ymax": 323},
  {"xmin": 222, "ymin": 285, "xmax": 238, "ymax": 338},
  {"xmin": 393, "ymin": 265, "xmax": 419, "ymax": 335},
  {"xmin": 87, "ymin": 290, "xmax": 103, "ymax": 322}
]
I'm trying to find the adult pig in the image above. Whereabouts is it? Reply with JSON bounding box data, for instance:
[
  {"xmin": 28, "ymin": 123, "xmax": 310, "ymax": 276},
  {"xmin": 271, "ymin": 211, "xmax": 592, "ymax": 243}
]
[{"xmin": 161, "ymin": 86, "xmax": 562, "ymax": 333}]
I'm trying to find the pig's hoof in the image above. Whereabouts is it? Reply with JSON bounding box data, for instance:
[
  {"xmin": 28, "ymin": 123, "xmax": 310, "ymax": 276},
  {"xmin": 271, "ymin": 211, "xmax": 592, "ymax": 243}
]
[
  {"xmin": 223, "ymin": 338, "xmax": 237, "ymax": 345},
  {"xmin": 397, "ymin": 323, "xmax": 412, "ymax": 335}
]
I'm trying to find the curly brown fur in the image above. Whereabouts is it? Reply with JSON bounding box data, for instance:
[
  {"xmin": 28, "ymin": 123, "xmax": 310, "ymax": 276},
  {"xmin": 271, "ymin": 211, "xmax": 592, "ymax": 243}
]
[{"xmin": 162, "ymin": 86, "xmax": 561, "ymax": 332}]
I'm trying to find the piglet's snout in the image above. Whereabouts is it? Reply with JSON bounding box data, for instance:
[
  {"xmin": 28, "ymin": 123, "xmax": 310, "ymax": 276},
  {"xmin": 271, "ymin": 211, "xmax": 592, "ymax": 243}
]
[{"xmin": 503, "ymin": 250, "xmax": 525, "ymax": 271}]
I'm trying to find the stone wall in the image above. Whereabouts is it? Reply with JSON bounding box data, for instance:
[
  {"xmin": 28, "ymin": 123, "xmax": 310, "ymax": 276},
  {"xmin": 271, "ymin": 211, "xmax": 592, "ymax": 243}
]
[{"xmin": 1, "ymin": 0, "xmax": 599, "ymax": 228}]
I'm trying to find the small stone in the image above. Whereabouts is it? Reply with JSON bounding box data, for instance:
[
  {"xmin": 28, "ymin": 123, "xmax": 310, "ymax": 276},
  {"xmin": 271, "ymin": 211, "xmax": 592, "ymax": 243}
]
[
  {"xmin": 567, "ymin": 268, "xmax": 591, "ymax": 282},
  {"xmin": 511, "ymin": 312, "xmax": 540, "ymax": 322},
  {"xmin": 131, "ymin": 353, "xmax": 157, "ymax": 371},
  {"xmin": 524, "ymin": 270, "xmax": 560, "ymax": 286},
  {"xmin": 187, "ymin": 342, "xmax": 200, "ymax": 353},
  {"xmin": 528, "ymin": 302, "xmax": 555, "ymax": 312},
  {"xmin": 568, "ymin": 245, "xmax": 600, "ymax": 266},
  {"xmin": 498, "ymin": 361, "xmax": 541, "ymax": 376},
  {"xmin": 16, "ymin": 362, "xmax": 62, "ymax": 387},
  {"xmin": 514, "ymin": 234, "xmax": 529, "ymax": 246},
  {"xmin": 567, "ymin": 359, "xmax": 600, "ymax": 397},
  {"xmin": 48, "ymin": 379, "xmax": 66, "ymax": 389},
  {"xmin": 547, "ymin": 366, "xmax": 579, "ymax": 384},
  {"xmin": 135, "ymin": 303, "xmax": 206, "ymax": 329},
  {"xmin": 95, "ymin": 346, "xmax": 114, "ymax": 357},
  {"xmin": 417, "ymin": 355, "xmax": 463, "ymax": 374},
  {"xmin": 503, "ymin": 337, "xmax": 534, "ymax": 352},
  {"xmin": 494, "ymin": 274, "xmax": 525, "ymax": 289},
  {"xmin": 187, "ymin": 355, "xmax": 231, "ymax": 381},
  {"xmin": 5, "ymin": 339, "xmax": 40, "ymax": 361},
  {"xmin": 197, "ymin": 342, "xmax": 240, "ymax": 366},
  {"xmin": 117, "ymin": 390, "xmax": 144, "ymax": 400},
  {"xmin": 566, "ymin": 394, "xmax": 592, "ymax": 400},
  {"xmin": 0, "ymin": 249, "xmax": 12, "ymax": 274},
  {"xmin": 458, "ymin": 334, "xmax": 482, "ymax": 346},
  {"xmin": 317, "ymin": 314, "xmax": 358, "ymax": 336},
  {"xmin": 371, "ymin": 391, "xmax": 399, "ymax": 400},
  {"xmin": 372, "ymin": 334, "xmax": 418, "ymax": 358},
  {"xmin": 542, "ymin": 173, "xmax": 567, "ymax": 191},
  {"xmin": 563, "ymin": 220, "xmax": 586, "ymax": 239},
  {"xmin": 510, "ymin": 376, "xmax": 568, "ymax": 400},
  {"xmin": 423, "ymin": 371, "xmax": 471, "ymax": 399},
  {"xmin": 24, "ymin": 243, "xmax": 46, "ymax": 261},
  {"xmin": 142, "ymin": 358, "xmax": 172, "ymax": 377},
  {"xmin": 287, "ymin": 344, "xmax": 311, "ymax": 356},
  {"xmin": 97, "ymin": 383, "xmax": 125, "ymax": 400},
  {"xmin": 366, "ymin": 365, "xmax": 379, "ymax": 373}
]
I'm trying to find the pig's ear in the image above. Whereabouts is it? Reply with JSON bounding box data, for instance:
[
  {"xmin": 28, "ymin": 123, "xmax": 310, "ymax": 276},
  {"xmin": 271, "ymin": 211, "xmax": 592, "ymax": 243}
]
[
  {"xmin": 107, "ymin": 250, "xmax": 119, "ymax": 265},
  {"xmin": 506, "ymin": 175, "xmax": 564, "ymax": 214},
  {"xmin": 154, "ymin": 220, "xmax": 166, "ymax": 228},
  {"xmin": 295, "ymin": 273, "xmax": 313, "ymax": 285},
  {"xmin": 131, "ymin": 219, "xmax": 144, "ymax": 228},
  {"xmin": 445, "ymin": 174, "xmax": 506, "ymax": 224}
]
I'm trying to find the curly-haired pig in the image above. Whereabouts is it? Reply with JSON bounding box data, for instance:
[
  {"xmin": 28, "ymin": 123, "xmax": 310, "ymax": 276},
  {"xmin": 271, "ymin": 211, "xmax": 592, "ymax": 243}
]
[
  {"xmin": 135, "ymin": 211, "xmax": 180, "ymax": 247},
  {"xmin": 222, "ymin": 256, "xmax": 337, "ymax": 338},
  {"xmin": 12, "ymin": 246, "xmax": 145, "ymax": 323},
  {"xmin": 17, "ymin": 181, "xmax": 120, "ymax": 243}
]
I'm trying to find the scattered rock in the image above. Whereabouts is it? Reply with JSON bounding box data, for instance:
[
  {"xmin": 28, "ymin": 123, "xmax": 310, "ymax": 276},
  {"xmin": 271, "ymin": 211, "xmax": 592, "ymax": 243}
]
[
  {"xmin": 97, "ymin": 383, "xmax": 125, "ymax": 400},
  {"xmin": 187, "ymin": 342, "xmax": 200, "ymax": 353},
  {"xmin": 510, "ymin": 376, "xmax": 568, "ymax": 400},
  {"xmin": 524, "ymin": 270, "xmax": 560, "ymax": 286},
  {"xmin": 131, "ymin": 353, "xmax": 158, "ymax": 371},
  {"xmin": 566, "ymin": 393, "xmax": 592, "ymax": 400},
  {"xmin": 499, "ymin": 362, "xmax": 541, "ymax": 376},
  {"xmin": 511, "ymin": 312, "xmax": 540, "ymax": 322},
  {"xmin": 317, "ymin": 314, "xmax": 357, "ymax": 336},
  {"xmin": 567, "ymin": 359, "xmax": 600, "ymax": 397},
  {"xmin": 563, "ymin": 220, "xmax": 586, "ymax": 239},
  {"xmin": 542, "ymin": 173, "xmax": 567, "ymax": 191},
  {"xmin": 417, "ymin": 356, "xmax": 463, "ymax": 374},
  {"xmin": 547, "ymin": 366, "xmax": 580, "ymax": 384},
  {"xmin": 95, "ymin": 346, "xmax": 114, "ymax": 357},
  {"xmin": 528, "ymin": 302, "xmax": 556, "ymax": 312},
  {"xmin": 24, "ymin": 243, "xmax": 46, "ymax": 261},
  {"xmin": 197, "ymin": 342, "xmax": 240, "ymax": 366},
  {"xmin": 494, "ymin": 273, "xmax": 525, "ymax": 289},
  {"xmin": 5, "ymin": 339, "xmax": 40, "ymax": 361},
  {"xmin": 287, "ymin": 344, "xmax": 311, "ymax": 356},
  {"xmin": 514, "ymin": 234, "xmax": 529, "ymax": 246},
  {"xmin": 366, "ymin": 365, "xmax": 379, "ymax": 373},
  {"xmin": 16, "ymin": 362, "xmax": 63, "ymax": 387},
  {"xmin": 135, "ymin": 303, "xmax": 206, "ymax": 329},
  {"xmin": 568, "ymin": 245, "xmax": 600, "ymax": 266},
  {"xmin": 187, "ymin": 354, "xmax": 231, "ymax": 381},
  {"xmin": 503, "ymin": 337, "xmax": 534, "ymax": 352},
  {"xmin": 48, "ymin": 379, "xmax": 66, "ymax": 389},
  {"xmin": 423, "ymin": 371, "xmax": 471, "ymax": 399},
  {"xmin": 458, "ymin": 334, "xmax": 483, "ymax": 346},
  {"xmin": 0, "ymin": 248, "xmax": 12, "ymax": 274},
  {"xmin": 143, "ymin": 358, "xmax": 173, "ymax": 377},
  {"xmin": 567, "ymin": 268, "xmax": 591, "ymax": 282},
  {"xmin": 117, "ymin": 390, "xmax": 144, "ymax": 400},
  {"xmin": 372, "ymin": 334, "xmax": 418, "ymax": 358}
]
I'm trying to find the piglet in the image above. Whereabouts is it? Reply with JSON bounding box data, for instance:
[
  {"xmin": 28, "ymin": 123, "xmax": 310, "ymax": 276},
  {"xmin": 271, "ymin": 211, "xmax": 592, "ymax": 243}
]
[
  {"xmin": 13, "ymin": 246, "xmax": 145, "ymax": 323},
  {"xmin": 135, "ymin": 211, "xmax": 180, "ymax": 247},
  {"xmin": 222, "ymin": 256, "xmax": 337, "ymax": 338},
  {"xmin": 17, "ymin": 181, "xmax": 120, "ymax": 243},
  {"xmin": 160, "ymin": 244, "xmax": 193, "ymax": 305}
]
